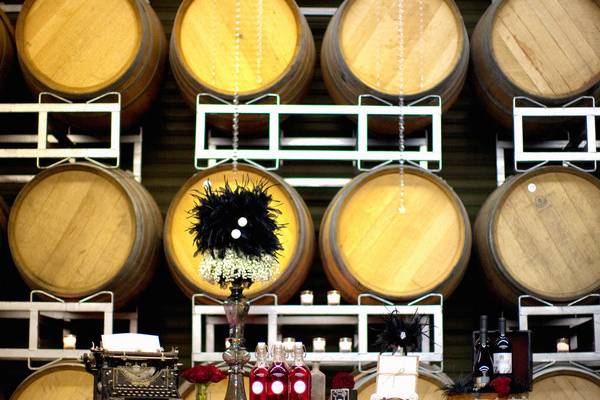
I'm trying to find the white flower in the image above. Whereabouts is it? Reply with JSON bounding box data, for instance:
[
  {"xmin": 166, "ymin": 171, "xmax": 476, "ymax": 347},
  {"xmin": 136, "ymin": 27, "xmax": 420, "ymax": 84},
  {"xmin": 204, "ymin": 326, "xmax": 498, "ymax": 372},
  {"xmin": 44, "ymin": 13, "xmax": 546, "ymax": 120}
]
[{"xmin": 199, "ymin": 249, "xmax": 279, "ymax": 285}]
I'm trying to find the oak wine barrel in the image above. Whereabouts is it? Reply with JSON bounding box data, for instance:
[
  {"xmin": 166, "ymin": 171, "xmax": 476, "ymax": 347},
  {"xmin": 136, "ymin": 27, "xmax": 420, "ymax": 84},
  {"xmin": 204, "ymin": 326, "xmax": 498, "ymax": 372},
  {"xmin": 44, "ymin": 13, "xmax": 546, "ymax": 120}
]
[
  {"xmin": 355, "ymin": 368, "xmax": 452, "ymax": 400},
  {"xmin": 475, "ymin": 166, "xmax": 600, "ymax": 304},
  {"xmin": 164, "ymin": 163, "xmax": 314, "ymax": 303},
  {"xmin": 320, "ymin": 165, "xmax": 471, "ymax": 303},
  {"xmin": 180, "ymin": 376, "xmax": 249, "ymax": 400},
  {"xmin": 530, "ymin": 365, "xmax": 600, "ymax": 400},
  {"xmin": 321, "ymin": 0, "xmax": 469, "ymax": 134},
  {"xmin": 472, "ymin": 0, "xmax": 600, "ymax": 129},
  {"xmin": 10, "ymin": 362, "xmax": 92, "ymax": 400},
  {"xmin": 15, "ymin": 0, "xmax": 167, "ymax": 130},
  {"xmin": 0, "ymin": 8, "xmax": 14, "ymax": 95},
  {"xmin": 170, "ymin": 0, "xmax": 316, "ymax": 132},
  {"xmin": 8, "ymin": 163, "xmax": 162, "ymax": 308}
]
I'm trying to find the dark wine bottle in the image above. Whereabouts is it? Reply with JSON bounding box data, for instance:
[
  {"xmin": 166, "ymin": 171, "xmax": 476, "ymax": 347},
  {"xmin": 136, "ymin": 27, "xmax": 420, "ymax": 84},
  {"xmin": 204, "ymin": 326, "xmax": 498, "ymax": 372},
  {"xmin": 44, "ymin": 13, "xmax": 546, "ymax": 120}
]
[
  {"xmin": 493, "ymin": 313, "xmax": 513, "ymax": 378},
  {"xmin": 474, "ymin": 315, "xmax": 493, "ymax": 390}
]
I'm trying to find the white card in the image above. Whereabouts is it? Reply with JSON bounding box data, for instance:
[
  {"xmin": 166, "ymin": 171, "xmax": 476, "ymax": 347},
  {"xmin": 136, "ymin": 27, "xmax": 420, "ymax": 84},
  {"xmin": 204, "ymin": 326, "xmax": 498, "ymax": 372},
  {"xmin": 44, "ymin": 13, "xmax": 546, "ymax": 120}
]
[{"xmin": 101, "ymin": 333, "xmax": 162, "ymax": 352}]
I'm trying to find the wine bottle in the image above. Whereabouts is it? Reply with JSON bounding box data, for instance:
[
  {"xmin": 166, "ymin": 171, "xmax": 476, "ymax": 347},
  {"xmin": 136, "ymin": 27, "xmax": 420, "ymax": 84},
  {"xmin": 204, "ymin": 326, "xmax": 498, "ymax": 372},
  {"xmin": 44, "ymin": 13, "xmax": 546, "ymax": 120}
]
[
  {"xmin": 289, "ymin": 342, "xmax": 311, "ymax": 400},
  {"xmin": 474, "ymin": 315, "xmax": 493, "ymax": 390},
  {"xmin": 493, "ymin": 313, "xmax": 513, "ymax": 379},
  {"xmin": 250, "ymin": 342, "xmax": 270, "ymax": 400},
  {"xmin": 310, "ymin": 362, "xmax": 325, "ymax": 400},
  {"xmin": 267, "ymin": 342, "xmax": 289, "ymax": 400}
]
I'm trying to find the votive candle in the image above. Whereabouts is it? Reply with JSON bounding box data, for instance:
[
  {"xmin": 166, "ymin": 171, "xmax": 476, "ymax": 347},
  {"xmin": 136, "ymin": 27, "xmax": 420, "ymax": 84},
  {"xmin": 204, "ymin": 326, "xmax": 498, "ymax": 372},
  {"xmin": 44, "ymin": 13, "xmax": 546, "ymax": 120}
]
[
  {"xmin": 300, "ymin": 290, "xmax": 314, "ymax": 305},
  {"xmin": 327, "ymin": 290, "xmax": 341, "ymax": 305}
]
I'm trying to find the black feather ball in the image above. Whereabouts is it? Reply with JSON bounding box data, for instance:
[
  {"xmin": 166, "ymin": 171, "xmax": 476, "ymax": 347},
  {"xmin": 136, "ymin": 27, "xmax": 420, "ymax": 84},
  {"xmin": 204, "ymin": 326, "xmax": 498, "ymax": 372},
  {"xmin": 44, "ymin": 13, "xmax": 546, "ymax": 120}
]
[
  {"xmin": 188, "ymin": 176, "xmax": 283, "ymax": 259},
  {"xmin": 373, "ymin": 310, "xmax": 427, "ymax": 354}
]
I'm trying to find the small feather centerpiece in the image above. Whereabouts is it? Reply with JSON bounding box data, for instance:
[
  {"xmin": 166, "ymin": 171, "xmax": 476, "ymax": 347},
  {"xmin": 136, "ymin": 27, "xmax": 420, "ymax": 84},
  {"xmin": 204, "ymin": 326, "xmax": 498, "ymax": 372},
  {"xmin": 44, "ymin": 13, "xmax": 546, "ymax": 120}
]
[{"xmin": 188, "ymin": 177, "xmax": 283, "ymax": 288}]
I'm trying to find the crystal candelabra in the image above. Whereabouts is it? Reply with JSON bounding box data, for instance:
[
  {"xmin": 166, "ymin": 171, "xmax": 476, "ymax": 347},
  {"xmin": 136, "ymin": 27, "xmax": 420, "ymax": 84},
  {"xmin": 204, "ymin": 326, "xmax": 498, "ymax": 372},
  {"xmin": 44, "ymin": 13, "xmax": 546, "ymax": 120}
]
[{"xmin": 223, "ymin": 282, "xmax": 251, "ymax": 400}]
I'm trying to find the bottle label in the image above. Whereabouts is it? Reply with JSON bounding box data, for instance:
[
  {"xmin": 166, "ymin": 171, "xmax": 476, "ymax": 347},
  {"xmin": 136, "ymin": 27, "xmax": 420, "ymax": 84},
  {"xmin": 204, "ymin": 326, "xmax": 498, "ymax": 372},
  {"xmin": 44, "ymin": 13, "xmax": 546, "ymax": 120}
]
[
  {"xmin": 252, "ymin": 381, "xmax": 264, "ymax": 395},
  {"xmin": 293, "ymin": 381, "xmax": 307, "ymax": 394},
  {"xmin": 271, "ymin": 381, "xmax": 284, "ymax": 395},
  {"xmin": 493, "ymin": 353, "xmax": 512, "ymax": 374}
]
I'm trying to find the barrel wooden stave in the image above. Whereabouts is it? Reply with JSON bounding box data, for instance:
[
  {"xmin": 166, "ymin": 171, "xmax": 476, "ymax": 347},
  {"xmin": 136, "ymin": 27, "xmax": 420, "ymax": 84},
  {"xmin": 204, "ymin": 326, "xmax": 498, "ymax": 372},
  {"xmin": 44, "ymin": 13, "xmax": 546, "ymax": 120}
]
[
  {"xmin": 475, "ymin": 166, "xmax": 600, "ymax": 304},
  {"xmin": 10, "ymin": 362, "xmax": 92, "ymax": 400},
  {"xmin": 0, "ymin": 8, "xmax": 14, "ymax": 96},
  {"xmin": 471, "ymin": 0, "xmax": 600, "ymax": 128},
  {"xmin": 320, "ymin": 166, "xmax": 471, "ymax": 303},
  {"xmin": 355, "ymin": 369, "xmax": 452, "ymax": 400},
  {"xmin": 321, "ymin": 0, "xmax": 469, "ymax": 134},
  {"xmin": 8, "ymin": 163, "xmax": 162, "ymax": 308},
  {"xmin": 169, "ymin": 0, "xmax": 316, "ymax": 133},
  {"xmin": 15, "ymin": 0, "xmax": 167, "ymax": 130},
  {"xmin": 530, "ymin": 366, "xmax": 600, "ymax": 400},
  {"xmin": 0, "ymin": 196, "xmax": 8, "ymax": 257},
  {"xmin": 164, "ymin": 163, "xmax": 314, "ymax": 303}
]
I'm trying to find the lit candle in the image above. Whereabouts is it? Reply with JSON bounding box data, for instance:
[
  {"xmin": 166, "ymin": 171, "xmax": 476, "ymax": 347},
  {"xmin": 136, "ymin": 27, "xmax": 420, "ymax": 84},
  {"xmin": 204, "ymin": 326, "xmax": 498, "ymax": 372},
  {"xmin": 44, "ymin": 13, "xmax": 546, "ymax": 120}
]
[
  {"xmin": 63, "ymin": 334, "xmax": 77, "ymax": 350},
  {"xmin": 283, "ymin": 337, "xmax": 296, "ymax": 353},
  {"xmin": 300, "ymin": 290, "xmax": 314, "ymax": 305},
  {"xmin": 339, "ymin": 337, "xmax": 352, "ymax": 352},
  {"xmin": 313, "ymin": 337, "xmax": 326, "ymax": 352},
  {"xmin": 327, "ymin": 290, "xmax": 341, "ymax": 305},
  {"xmin": 557, "ymin": 338, "xmax": 569, "ymax": 352}
]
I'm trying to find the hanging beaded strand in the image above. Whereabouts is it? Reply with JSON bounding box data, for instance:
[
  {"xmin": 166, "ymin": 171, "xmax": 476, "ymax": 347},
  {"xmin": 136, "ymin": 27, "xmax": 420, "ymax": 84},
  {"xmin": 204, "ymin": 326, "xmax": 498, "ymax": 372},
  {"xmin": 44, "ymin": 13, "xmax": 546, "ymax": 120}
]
[
  {"xmin": 231, "ymin": 0, "xmax": 242, "ymax": 172},
  {"xmin": 397, "ymin": 0, "xmax": 406, "ymax": 214}
]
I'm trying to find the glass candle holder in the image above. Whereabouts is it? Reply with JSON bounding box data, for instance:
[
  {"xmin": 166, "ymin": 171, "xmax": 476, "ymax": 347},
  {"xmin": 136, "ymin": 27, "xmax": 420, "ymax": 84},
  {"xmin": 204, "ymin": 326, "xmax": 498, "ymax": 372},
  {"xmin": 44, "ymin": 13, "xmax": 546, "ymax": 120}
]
[
  {"xmin": 300, "ymin": 290, "xmax": 314, "ymax": 305},
  {"xmin": 327, "ymin": 290, "xmax": 341, "ymax": 305},
  {"xmin": 557, "ymin": 338, "xmax": 570, "ymax": 352},
  {"xmin": 283, "ymin": 337, "xmax": 296, "ymax": 352},
  {"xmin": 63, "ymin": 334, "xmax": 77, "ymax": 349},
  {"xmin": 339, "ymin": 337, "xmax": 352, "ymax": 352},
  {"xmin": 312, "ymin": 337, "xmax": 326, "ymax": 352}
]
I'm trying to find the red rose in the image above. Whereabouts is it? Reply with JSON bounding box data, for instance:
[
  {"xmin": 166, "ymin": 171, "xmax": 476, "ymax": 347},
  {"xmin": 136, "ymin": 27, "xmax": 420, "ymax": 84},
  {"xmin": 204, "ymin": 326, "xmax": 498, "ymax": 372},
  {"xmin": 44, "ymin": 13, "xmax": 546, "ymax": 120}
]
[
  {"xmin": 182, "ymin": 365, "xmax": 224, "ymax": 384},
  {"xmin": 209, "ymin": 365, "xmax": 227, "ymax": 383},
  {"xmin": 331, "ymin": 372, "xmax": 355, "ymax": 390},
  {"xmin": 490, "ymin": 377, "xmax": 512, "ymax": 397}
]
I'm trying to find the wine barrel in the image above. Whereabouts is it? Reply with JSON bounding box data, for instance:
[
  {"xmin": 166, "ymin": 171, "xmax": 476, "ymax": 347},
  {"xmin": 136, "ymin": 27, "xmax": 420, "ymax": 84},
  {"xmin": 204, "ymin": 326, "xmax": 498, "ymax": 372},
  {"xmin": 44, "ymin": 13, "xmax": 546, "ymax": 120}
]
[
  {"xmin": 0, "ymin": 196, "xmax": 7, "ymax": 256},
  {"xmin": 8, "ymin": 163, "xmax": 162, "ymax": 308},
  {"xmin": 180, "ymin": 377, "xmax": 249, "ymax": 400},
  {"xmin": 170, "ymin": 0, "xmax": 316, "ymax": 133},
  {"xmin": 10, "ymin": 362, "xmax": 92, "ymax": 400},
  {"xmin": 320, "ymin": 165, "xmax": 471, "ymax": 303},
  {"xmin": 15, "ymin": 0, "xmax": 167, "ymax": 130},
  {"xmin": 164, "ymin": 163, "xmax": 314, "ymax": 303},
  {"xmin": 530, "ymin": 365, "xmax": 600, "ymax": 400},
  {"xmin": 475, "ymin": 166, "xmax": 600, "ymax": 304},
  {"xmin": 0, "ymin": 8, "xmax": 14, "ymax": 95},
  {"xmin": 321, "ymin": 0, "xmax": 469, "ymax": 134},
  {"xmin": 355, "ymin": 368, "xmax": 452, "ymax": 400},
  {"xmin": 472, "ymin": 0, "xmax": 600, "ymax": 129}
]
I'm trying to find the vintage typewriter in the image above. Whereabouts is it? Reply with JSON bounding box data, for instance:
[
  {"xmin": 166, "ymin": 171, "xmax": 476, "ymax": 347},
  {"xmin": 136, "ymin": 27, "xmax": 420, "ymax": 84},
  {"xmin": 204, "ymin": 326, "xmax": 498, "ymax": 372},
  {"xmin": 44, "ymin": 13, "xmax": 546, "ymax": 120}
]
[{"xmin": 83, "ymin": 346, "xmax": 182, "ymax": 400}]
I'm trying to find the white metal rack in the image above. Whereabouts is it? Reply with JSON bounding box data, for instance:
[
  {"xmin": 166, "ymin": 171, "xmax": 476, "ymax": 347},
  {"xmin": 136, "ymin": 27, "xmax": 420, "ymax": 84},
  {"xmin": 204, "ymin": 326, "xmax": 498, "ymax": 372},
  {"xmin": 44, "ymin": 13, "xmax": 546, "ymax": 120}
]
[
  {"xmin": 191, "ymin": 293, "xmax": 444, "ymax": 371},
  {"xmin": 195, "ymin": 94, "xmax": 443, "ymax": 186},
  {"xmin": 496, "ymin": 96, "xmax": 600, "ymax": 185},
  {"xmin": 518, "ymin": 294, "xmax": 600, "ymax": 365},
  {"xmin": 0, "ymin": 290, "xmax": 138, "ymax": 368},
  {"xmin": 0, "ymin": 93, "xmax": 144, "ymax": 182}
]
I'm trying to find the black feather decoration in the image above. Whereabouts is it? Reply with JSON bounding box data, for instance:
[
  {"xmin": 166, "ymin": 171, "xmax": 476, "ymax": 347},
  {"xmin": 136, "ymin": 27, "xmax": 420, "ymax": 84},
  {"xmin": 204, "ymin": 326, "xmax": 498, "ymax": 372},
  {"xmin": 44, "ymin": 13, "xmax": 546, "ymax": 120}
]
[
  {"xmin": 373, "ymin": 310, "xmax": 427, "ymax": 354},
  {"xmin": 188, "ymin": 176, "xmax": 283, "ymax": 259}
]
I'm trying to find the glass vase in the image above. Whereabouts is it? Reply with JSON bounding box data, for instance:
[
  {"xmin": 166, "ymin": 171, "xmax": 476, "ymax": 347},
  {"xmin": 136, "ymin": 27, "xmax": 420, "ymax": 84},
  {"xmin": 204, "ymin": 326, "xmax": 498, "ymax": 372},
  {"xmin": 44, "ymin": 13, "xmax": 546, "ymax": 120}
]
[
  {"xmin": 196, "ymin": 383, "xmax": 209, "ymax": 400},
  {"xmin": 223, "ymin": 282, "xmax": 250, "ymax": 400}
]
